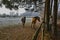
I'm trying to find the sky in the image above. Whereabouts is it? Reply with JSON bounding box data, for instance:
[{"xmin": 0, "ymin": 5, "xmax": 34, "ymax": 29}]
[{"xmin": 0, "ymin": 4, "xmax": 26, "ymax": 15}]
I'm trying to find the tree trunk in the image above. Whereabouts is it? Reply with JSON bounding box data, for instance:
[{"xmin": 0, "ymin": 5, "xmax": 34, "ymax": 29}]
[
  {"xmin": 50, "ymin": 0, "xmax": 53, "ymax": 15},
  {"xmin": 44, "ymin": 0, "xmax": 50, "ymax": 31},
  {"xmin": 53, "ymin": 0, "xmax": 58, "ymax": 40}
]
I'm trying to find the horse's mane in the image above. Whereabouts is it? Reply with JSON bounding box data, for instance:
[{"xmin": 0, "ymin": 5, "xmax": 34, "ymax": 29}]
[
  {"xmin": 32, "ymin": 16, "xmax": 40, "ymax": 22},
  {"xmin": 34, "ymin": 16, "xmax": 40, "ymax": 19}
]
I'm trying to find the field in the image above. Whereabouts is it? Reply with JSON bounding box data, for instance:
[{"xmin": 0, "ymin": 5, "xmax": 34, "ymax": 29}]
[
  {"xmin": 0, "ymin": 18, "xmax": 60, "ymax": 40},
  {"xmin": 0, "ymin": 22, "xmax": 40, "ymax": 40}
]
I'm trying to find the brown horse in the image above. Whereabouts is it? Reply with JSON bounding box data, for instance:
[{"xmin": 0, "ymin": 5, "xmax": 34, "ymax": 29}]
[
  {"xmin": 31, "ymin": 16, "xmax": 40, "ymax": 29},
  {"xmin": 21, "ymin": 16, "xmax": 26, "ymax": 27}
]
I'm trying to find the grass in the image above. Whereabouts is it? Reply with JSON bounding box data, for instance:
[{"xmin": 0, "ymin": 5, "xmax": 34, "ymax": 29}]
[
  {"xmin": 0, "ymin": 19, "xmax": 60, "ymax": 40},
  {"xmin": 0, "ymin": 22, "xmax": 40, "ymax": 40}
]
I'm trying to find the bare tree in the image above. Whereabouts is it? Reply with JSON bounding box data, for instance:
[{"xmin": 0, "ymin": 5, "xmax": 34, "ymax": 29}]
[
  {"xmin": 44, "ymin": 0, "xmax": 50, "ymax": 31},
  {"xmin": 53, "ymin": 0, "xmax": 58, "ymax": 40}
]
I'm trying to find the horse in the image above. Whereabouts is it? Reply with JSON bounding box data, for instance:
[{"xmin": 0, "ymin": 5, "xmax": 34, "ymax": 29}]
[
  {"xmin": 21, "ymin": 16, "xmax": 26, "ymax": 27},
  {"xmin": 31, "ymin": 16, "xmax": 40, "ymax": 29}
]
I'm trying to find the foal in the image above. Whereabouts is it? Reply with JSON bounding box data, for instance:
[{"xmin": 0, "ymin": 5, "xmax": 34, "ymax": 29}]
[{"xmin": 31, "ymin": 16, "xmax": 40, "ymax": 29}]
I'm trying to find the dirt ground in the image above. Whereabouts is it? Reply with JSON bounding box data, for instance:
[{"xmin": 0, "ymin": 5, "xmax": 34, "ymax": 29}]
[
  {"xmin": 0, "ymin": 22, "xmax": 40, "ymax": 40},
  {"xmin": 0, "ymin": 20, "xmax": 60, "ymax": 40}
]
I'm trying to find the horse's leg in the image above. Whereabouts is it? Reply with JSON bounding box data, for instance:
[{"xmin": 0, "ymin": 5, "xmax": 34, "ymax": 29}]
[
  {"xmin": 31, "ymin": 23, "xmax": 36, "ymax": 30},
  {"xmin": 31, "ymin": 22, "xmax": 34, "ymax": 28},
  {"xmin": 33, "ymin": 24, "xmax": 35, "ymax": 28},
  {"xmin": 31, "ymin": 23, "xmax": 34, "ymax": 28},
  {"xmin": 31, "ymin": 23, "xmax": 32, "ymax": 28},
  {"xmin": 34, "ymin": 24, "xmax": 36, "ymax": 30},
  {"xmin": 22, "ymin": 23, "xmax": 25, "ymax": 28}
]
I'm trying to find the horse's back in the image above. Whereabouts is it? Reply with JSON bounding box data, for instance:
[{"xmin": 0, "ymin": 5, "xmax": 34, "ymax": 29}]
[{"xmin": 32, "ymin": 16, "xmax": 40, "ymax": 24}]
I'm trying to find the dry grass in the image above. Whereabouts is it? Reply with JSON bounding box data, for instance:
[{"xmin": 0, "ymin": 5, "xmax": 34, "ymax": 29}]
[
  {"xmin": 0, "ymin": 20, "xmax": 60, "ymax": 40},
  {"xmin": 0, "ymin": 22, "xmax": 40, "ymax": 40}
]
